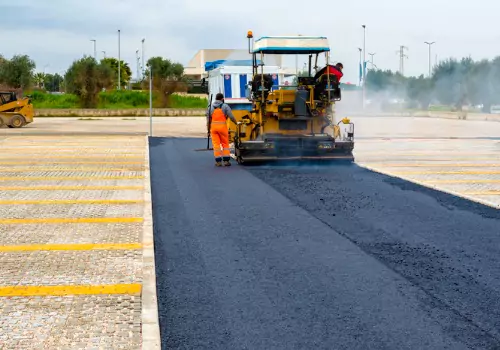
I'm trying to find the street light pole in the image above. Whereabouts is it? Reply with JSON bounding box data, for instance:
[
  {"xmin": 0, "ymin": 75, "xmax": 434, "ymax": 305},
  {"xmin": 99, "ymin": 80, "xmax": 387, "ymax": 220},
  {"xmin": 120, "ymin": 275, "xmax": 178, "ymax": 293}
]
[
  {"xmin": 118, "ymin": 29, "xmax": 121, "ymax": 90},
  {"xmin": 358, "ymin": 48, "xmax": 362, "ymax": 85},
  {"xmin": 149, "ymin": 66, "xmax": 153, "ymax": 136},
  {"xmin": 136, "ymin": 50, "xmax": 140, "ymax": 81},
  {"xmin": 102, "ymin": 51, "xmax": 106, "ymax": 58},
  {"xmin": 142, "ymin": 39, "xmax": 145, "ymax": 80},
  {"xmin": 91, "ymin": 39, "xmax": 96, "ymax": 60},
  {"xmin": 362, "ymin": 25, "xmax": 366, "ymax": 109},
  {"xmin": 424, "ymin": 41, "xmax": 435, "ymax": 77}
]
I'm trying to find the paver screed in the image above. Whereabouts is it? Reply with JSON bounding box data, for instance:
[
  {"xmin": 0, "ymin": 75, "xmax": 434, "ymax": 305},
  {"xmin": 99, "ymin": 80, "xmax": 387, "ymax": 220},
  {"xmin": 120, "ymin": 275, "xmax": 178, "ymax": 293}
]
[{"xmin": 0, "ymin": 135, "xmax": 155, "ymax": 349}]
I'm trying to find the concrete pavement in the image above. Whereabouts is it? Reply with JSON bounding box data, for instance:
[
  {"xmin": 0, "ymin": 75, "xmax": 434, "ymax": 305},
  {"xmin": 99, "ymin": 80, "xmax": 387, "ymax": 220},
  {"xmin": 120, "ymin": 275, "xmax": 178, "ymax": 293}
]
[{"xmin": 0, "ymin": 134, "xmax": 159, "ymax": 349}]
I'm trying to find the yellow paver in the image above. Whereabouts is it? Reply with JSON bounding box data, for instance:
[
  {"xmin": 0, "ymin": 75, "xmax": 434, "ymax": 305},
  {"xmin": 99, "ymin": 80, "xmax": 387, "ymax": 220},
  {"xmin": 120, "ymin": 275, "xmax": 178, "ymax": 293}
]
[
  {"xmin": 0, "ymin": 161, "xmax": 145, "ymax": 165},
  {"xmin": 0, "ymin": 199, "xmax": 143, "ymax": 205},
  {"xmin": 0, "ymin": 155, "xmax": 145, "ymax": 159},
  {"xmin": 0, "ymin": 175, "xmax": 144, "ymax": 181},
  {"xmin": 0, "ymin": 242, "xmax": 142, "ymax": 252},
  {"xmin": 0, "ymin": 217, "xmax": 143, "ymax": 224},
  {"xmin": 367, "ymin": 163, "xmax": 500, "ymax": 167},
  {"xmin": 0, "ymin": 167, "xmax": 145, "ymax": 172},
  {"xmin": 0, "ymin": 284, "xmax": 142, "ymax": 297},
  {"xmin": 0, "ymin": 186, "xmax": 143, "ymax": 191},
  {"xmin": 426, "ymin": 179, "xmax": 500, "ymax": 184},
  {"xmin": 461, "ymin": 191, "xmax": 500, "ymax": 195},
  {"xmin": 394, "ymin": 170, "xmax": 500, "ymax": 175}
]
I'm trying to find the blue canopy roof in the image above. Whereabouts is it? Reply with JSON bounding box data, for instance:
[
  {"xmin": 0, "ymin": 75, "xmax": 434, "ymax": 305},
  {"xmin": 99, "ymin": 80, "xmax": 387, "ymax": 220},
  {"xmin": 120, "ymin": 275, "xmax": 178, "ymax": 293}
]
[
  {"xmin": 204, "ymin": 59, "xmax": 261, "ymax": 71},
  {"xmin": 253, "ymin": 36, "xmax": 330, "ymax": 55}
]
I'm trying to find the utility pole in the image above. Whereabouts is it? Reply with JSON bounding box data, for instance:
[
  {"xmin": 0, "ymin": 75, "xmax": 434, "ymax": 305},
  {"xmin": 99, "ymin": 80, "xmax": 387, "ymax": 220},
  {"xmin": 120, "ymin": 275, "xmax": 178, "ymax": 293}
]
[
  {"xmin": 396, "ymin": 45, "xmax": 408, "ymax": 76},
  {"xmin": 424, "ymin": 41, "xmax": 435, "ymax": 77},
  {"xmin": 362, "ymin": 25, "xmax": 366, "ymax": 109},
  {"xmin": 368, "ymin": 53, "xmax": 376, "ymax": 67},
  {"xmin": 118, "ymin": 29, "xmax": 121, "ymax": 90},
  {"xmin": 142, "ymin": 39, "xmax": 145, "ymax": 80},
  {"xmin": 90, "ymin": 39, "xmax": 96, "ymax": 60}
]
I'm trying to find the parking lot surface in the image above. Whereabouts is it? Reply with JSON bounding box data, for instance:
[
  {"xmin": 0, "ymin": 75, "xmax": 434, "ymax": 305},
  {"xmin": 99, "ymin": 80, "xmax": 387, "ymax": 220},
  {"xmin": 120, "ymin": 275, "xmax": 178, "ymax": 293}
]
[{"xmin": 0, "ymin": 134, "xmax": 152, "ymax": 349}]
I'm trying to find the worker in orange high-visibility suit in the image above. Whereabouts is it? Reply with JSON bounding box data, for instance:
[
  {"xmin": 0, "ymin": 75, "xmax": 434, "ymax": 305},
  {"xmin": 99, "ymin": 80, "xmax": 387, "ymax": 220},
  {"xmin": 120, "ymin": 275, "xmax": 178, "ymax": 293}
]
[{"xmin": 206, "ymin": 93, "xmax": 238, "ymax": 167}]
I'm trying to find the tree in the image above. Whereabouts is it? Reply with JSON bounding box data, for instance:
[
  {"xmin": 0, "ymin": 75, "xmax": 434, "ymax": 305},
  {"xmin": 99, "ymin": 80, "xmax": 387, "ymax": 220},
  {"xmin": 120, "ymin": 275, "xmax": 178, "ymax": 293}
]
[
  {"xmin": 406, "ymin": 75, "xmax": 433, "ymax": 109},
  {"xmin": 432, "ymin": 57, "xmax": 473, "ymax": 108},
  {"xmin": 34, "ymin": 73, "xmax": 45, "ymax": 89},
  {"xmin": 0, "ymin": 55, "xmax": 36, "ymax": 90},
  {"xmin": 145, "ymin": 57, "xmax": 187, "ymax": 107},
  {"xmin": 64, "ymin": 56, "xmax": 114, "ymax": 108},
  {"xmin": 100, "ymin": 57, "xmax": 132, "ymax": 89},
  {"xmin": 44, "ymin": 73, "xmax": 64, "ymax": 92}
]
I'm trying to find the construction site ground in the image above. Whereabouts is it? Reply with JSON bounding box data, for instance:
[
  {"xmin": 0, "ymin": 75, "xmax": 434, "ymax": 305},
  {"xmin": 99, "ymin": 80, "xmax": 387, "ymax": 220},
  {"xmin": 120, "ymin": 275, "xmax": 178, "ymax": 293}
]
[{"xmin": 1, "ymin": 115, "xmax": 500, "ymax": 349}]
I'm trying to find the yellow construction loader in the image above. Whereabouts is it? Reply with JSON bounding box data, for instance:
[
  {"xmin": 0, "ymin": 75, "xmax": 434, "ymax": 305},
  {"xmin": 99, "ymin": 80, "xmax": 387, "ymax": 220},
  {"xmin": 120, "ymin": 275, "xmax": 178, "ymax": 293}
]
[
  {"xmin": 0, "ymin": 91, "xmax": 34, "ymax": 128},
  {"xmin": 229, "ymin": 31, "xmax": 355, "ymax": 164}
]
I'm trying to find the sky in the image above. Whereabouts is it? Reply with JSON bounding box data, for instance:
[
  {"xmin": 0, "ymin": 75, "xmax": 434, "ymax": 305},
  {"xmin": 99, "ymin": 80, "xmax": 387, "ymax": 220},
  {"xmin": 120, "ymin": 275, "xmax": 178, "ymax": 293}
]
[{"xmin": 1, "ymin": 0, "xmax": 500, "ymax": 84}]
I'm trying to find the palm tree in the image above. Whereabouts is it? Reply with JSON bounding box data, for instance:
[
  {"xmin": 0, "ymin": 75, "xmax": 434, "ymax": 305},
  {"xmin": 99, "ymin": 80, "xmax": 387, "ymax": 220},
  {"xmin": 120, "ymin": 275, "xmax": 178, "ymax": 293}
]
[{"xmin": 34, "ymin": 72, "xmax": 45, "ymax": 89}]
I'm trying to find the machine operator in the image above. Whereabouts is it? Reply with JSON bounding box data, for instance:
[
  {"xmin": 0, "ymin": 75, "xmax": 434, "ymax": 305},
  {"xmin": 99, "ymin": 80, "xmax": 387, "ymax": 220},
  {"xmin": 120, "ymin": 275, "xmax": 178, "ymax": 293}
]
[{"xmin": 206, "ymin": 93, "xmax": 237, "ymax": 167}]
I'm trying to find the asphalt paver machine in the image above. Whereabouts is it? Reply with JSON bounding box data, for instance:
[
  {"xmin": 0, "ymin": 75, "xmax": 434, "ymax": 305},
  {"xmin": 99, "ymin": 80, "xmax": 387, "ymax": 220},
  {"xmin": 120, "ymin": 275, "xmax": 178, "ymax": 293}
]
[{"xmin": 229, "ymin": 31, "xmax": 355, "ymax": 164}]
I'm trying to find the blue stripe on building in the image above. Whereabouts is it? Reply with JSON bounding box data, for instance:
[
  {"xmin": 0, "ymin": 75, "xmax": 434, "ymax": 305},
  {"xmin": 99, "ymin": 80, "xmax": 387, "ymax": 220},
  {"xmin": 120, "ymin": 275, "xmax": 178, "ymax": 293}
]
[
  {"xmin": 239, "ymin": 74, "xmax": 247, "ymax": 98},
  {"xmin": 272, "ymin": 74, "xmax": 279, "ymax": 91},
  {"xmin": 224, "ymin": 74, "xmax": 232, "ymax": 98}
]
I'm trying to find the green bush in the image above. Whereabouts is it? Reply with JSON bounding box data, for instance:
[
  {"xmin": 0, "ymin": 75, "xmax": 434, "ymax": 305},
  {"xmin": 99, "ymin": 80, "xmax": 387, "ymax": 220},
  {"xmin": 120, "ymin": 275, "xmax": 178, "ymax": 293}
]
[
  {"xmin": 29, "ymin": 91, "xmax": 79, "ymax": 108},
  {"xmin": 169, "ymin": 94, "xmax": 207, "ymax": 108},
  {"xmin": 27, "ymin": 90, "xmax": 208, "ymax": 109},
  {"xmin": 97, "ymin": 90, "xmax": 150, "ymax": 108}
]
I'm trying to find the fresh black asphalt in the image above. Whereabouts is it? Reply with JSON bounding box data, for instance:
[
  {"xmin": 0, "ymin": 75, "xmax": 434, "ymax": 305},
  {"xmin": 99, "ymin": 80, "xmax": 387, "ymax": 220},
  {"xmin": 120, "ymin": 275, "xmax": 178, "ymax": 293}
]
[{"xmin": 150, "ymin": 137, "xmax": 500, "ymax": 350}]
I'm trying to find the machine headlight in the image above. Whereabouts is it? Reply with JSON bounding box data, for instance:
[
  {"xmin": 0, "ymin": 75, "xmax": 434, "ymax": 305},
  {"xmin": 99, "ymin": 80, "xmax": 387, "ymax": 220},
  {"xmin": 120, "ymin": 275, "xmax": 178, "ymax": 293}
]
[
  {"xmin": 264, "ymin": 142, "xmax": 274, "ymax": 149},
  {"xmin": 318, "ymin": 142, "xmax": 334, "ymax": 149}
]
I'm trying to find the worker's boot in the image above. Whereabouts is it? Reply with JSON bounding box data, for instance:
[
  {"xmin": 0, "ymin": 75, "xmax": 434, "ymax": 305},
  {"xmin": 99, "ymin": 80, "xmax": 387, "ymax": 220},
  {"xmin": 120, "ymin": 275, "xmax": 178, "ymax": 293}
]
[
  {"xmin": 223, "ymin": 158, "xmax": 231, "ymax": 166},
  {"xmin": 215, "ymin": 158, "xmax": 222, "ymax": 167}
]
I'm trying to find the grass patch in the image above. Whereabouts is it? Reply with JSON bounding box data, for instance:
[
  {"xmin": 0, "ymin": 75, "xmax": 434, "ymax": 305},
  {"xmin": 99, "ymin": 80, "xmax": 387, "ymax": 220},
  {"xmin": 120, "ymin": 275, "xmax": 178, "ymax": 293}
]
[{"xmin": 28, "ymin": 90, "xmax": 208, "ymax": 109}]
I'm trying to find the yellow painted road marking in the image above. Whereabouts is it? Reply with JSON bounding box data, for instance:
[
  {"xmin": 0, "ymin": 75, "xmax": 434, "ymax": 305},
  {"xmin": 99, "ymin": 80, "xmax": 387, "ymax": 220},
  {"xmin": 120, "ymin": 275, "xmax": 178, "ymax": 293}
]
[
  {"xmin": 0, "ymin": 284, "xmax": 141, "ymax": 297},
  {"xmin": 0, "ymin": 199, "xmax": 143, "ymax": 205},
  {"xmin": 0, "ymin": 146, "xmax": 146, "ymax": 149},
  {"xmin": 0, "ymin": 176, "xmax": 144, "ymax": 181},
  {"xmin": 0, "ymin": 217, "xmax": 143, "ymax": 224},
  {"xmin": 0, "ymin": 161, "xmax": 144, "ymax": 165},
  {"xmin": 366, "ymin": 163, "xmax": 500, "ymax": 168},
  {"xmin": 461, "ymin": 191, "xmax": 500, "ymax": 195},
  {"xmin": 395, "ymin": 170, "xmax": 500, "ymax": 175},
  {"xmin": 0, "ymin": 155, "xmax": 144, "ymax": 159},
  {"xmin": 356, "ymin": 152, "xmax": 500, "ymax": 156},
  {"xmin": 427, "ymin": 179, "xmax": 500, "ymax": 184},
  {"xmin": 358, "ymin": 158, "xmax": 500, "ymax": 161},
  {"xmin": 0, "ymin": 151, "xmax": 145, "ymax": 155},
  {"xmin": 0, "ymin": 168, "xmax": 145, "ymax": 172},
  {"xmin": 0, "ymin": 186, "xmax": 144, "ymax": 191},
  {"xmin": 0, "ymin": 243, "xmax": 142, "ymax": 252}
]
